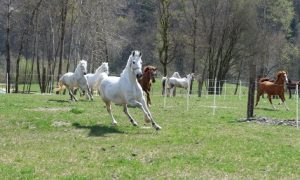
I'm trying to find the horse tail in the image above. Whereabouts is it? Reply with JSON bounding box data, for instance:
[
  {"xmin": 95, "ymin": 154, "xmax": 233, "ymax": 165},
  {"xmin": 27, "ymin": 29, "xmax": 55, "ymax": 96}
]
[
  {"xmin": 54, "ymin": 80, "xmax": 66, "ymax": 93},
  {"xmin": 162, "ymin": 77, "xmax": 168, "ymax": 95},
  {"xmin": 258, "ymin": 78, "xmax": 266, "ymax": 83}
]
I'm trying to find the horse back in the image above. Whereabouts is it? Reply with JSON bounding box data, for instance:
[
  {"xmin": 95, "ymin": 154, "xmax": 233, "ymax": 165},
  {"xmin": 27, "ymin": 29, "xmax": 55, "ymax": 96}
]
[{"xmin": 259, "ymin": 81, "xmax": 285, "ymax": 95}]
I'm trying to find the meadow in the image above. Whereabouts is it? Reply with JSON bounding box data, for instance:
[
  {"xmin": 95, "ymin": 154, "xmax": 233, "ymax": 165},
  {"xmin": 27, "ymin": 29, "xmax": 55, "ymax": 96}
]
[{"xmin": 0, "ymin": 82, "xmax": 299, "ymax": 179}]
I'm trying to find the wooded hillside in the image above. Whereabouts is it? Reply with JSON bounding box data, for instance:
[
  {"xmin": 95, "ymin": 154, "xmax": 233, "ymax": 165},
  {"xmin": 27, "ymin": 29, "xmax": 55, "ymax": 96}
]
[{"xmin": 0, "ymin": 0, "xmax": 299, "ymax": 93}]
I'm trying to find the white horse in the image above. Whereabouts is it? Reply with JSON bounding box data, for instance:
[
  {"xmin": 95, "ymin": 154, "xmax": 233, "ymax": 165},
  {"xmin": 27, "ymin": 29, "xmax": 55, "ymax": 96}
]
[
  {"xmin": 54, "ymin": 60, "xmax": 93, "ymax": 101},
  {"xmin": 99, "ymin": 50, "xmax": 161, "ymax": 130},
  {"xmin": 166, "ymin": 72, "xmax": 194, "ymax": 97},
  {"xmin": 85, "ymin": 62, "xmax": 109, "ymax": 94},
  {"xmin": 161, "ymin": 72, "xmax": 183, "ymax": 96}
]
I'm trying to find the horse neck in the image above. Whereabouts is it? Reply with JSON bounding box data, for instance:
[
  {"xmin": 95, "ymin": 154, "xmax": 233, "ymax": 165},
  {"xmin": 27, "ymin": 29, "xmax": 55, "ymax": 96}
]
[
  {"xmin": 95, "ymin": 66, "xmax": 104, "ymax": 76},
  {"xmin": 142, "ymin": 71, "xmax": 151, "ymax": 83},
  {"xmin": 74, "ymin": 67, "xmax": 84, "ymax": 77},
  {"xmin": 275, "ymin": 76, "xmax": 285, "ymax": 84},
  {"xmin": 121, "ymin": 66, "xmax": 137, "ymax": 84}
]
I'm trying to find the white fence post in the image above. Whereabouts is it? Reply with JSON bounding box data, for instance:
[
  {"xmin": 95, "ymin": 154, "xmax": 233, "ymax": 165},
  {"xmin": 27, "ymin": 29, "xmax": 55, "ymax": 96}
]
[
  {"xmin": 206, "ymin": 79, "xmax": 209, "ymax": 99},
  {"xmin": 213, "ymin": 78, "xmax": 217, "ymax": 115},
  {"xmin": 186, "ymin": 80, "xmax": 190, "ymax": 111},
  {"xmin": 296, "ymin": 84, "xmax": 299, "ymax": 129},
  {"xmin": 163, "ymin": 78, "xmax": 167, "ymax": 108},
  {"xmin": 239, "ymin": 80, "xmax": 242, "ymax": 100},
  {"xmin": 224, "ymin": 80, "xmax": 227, "ymax": 100},
  {"xmin": 6, "ymin": 73, "xmax": 9, "ymax": 93}
]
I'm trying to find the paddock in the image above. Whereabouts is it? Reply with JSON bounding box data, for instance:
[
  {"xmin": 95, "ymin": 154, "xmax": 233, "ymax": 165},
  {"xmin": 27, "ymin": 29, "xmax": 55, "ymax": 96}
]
[{"xmin": 0, "ymin": 77, "xmax": 299, "ymax": 179}]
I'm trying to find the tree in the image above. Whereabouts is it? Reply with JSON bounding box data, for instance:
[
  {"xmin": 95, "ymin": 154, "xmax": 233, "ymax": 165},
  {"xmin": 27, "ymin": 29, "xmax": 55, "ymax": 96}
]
[
  {"xmin": 4, "ymin": 0, "xmax": 12, "ymax": 93},
  {"xmin": 157, "ymin": 0, "xmax": 177, "ymax": 76}
]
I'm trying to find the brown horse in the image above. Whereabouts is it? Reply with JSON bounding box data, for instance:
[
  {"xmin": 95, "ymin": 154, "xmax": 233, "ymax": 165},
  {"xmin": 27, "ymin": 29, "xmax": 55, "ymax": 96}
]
[
  {"xmin": 138, "ymin": 65, "xmax": 157, "ymax": 107},
  {"xmin": 255, "ymin": 71, "xmax": 289, "ymax": 110},
  {"xmin": 286, "ymin": 79, "xmax": 300, "ymax": 99}
]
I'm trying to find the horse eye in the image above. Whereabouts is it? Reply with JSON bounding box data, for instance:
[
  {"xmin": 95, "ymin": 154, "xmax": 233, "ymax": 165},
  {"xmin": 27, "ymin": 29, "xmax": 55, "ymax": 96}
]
[{"xmin": 132, "ymin": 61, "xmax": 135, "ymax": 64}]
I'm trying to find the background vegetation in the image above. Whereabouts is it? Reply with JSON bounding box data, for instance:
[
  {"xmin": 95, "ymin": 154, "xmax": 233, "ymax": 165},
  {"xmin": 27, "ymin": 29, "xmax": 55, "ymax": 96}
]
[{"xmin": 0, "ymin": 0, "xmax": 299, "ymax": 94}]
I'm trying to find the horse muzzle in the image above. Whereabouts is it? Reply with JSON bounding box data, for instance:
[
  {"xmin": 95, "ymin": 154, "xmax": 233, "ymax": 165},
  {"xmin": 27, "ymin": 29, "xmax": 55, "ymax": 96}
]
[{"xmin": 136, "ymin": 73, "xmax": 143, "ymax": 79}]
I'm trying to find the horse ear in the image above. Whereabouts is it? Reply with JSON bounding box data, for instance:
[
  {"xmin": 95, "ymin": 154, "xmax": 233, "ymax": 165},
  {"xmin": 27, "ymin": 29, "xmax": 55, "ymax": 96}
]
[
  {"xmin": 132, "ymin": 51, "xmax": 135, "ymax": 56},
  {"xmin": 139, "ymin": 52, "xmax": 142, "ymax": 57}
]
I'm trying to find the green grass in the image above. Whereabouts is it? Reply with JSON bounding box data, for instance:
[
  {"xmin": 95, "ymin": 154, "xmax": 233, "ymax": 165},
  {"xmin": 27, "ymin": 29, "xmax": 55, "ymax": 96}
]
[{"xmin": 0, "ymin": 81, "xmax": 299, "ymax": 179}]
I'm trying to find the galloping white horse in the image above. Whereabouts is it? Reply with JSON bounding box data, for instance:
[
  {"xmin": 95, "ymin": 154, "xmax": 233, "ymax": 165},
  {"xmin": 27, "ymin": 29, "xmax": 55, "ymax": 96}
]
[
  {"xmin": 85, "ymin": 62, "xmax": 109, "ymax": 94},
  {"xmin": 55, "ymin": 60, "xmax": 93, "ymax": 101},
  {"xmin": 99, "ymin": 50, "xmax": 161, "ymax": 130},
  {"xmin": 169, "ymin": 73, "xmax": 194, "ymax": 96}
]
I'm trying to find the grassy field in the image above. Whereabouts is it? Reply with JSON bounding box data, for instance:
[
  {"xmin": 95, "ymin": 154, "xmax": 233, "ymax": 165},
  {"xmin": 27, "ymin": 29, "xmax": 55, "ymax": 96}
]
[{"xmin": 0, "ymin": 82, "xmax": 299, "ymax": 179}]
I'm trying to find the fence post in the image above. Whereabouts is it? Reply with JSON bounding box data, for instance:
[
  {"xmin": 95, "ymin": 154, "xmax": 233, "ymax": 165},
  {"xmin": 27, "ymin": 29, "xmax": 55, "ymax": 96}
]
[
  {"xmin": 224, "ymin": 80, "xmax": 227, "ymax": 100},
  {"xmin": 163, "ymin": 78, "xmax": 167, "ymax": 108},
  {"xmin": 213, "ymin": 78, "xmax": 217, "ymax": 115},
  {"xmin": 6, "ymin": 73, "xmax": 9, "ymax": 93},
  {"xmin": 296, "ymin": 84, "xmax": 299, "ymax": 129},
  {"xmin": 186, "ymin": 80, "xmax": 190, "ymax": 111},
  {"xmin": 239, "ymin": 80, "xmax": 242, "ymax": 100},
  {"xmin": 206, "ymin": 79, "xmax": 209, "ymax": 99}
]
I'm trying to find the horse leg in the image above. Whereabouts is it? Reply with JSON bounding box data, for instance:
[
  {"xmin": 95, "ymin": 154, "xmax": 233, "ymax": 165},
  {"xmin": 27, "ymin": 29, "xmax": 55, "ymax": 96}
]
[
  {"xmin": 288, "ymin": 88, "xmax": 292, "ymax": 99},
  {"xmin": 255, "ymin": 91, "xmax": 262, "ymax": 106},
  {"xmin": 85, "ymin": 85, "xmax": 93, "ymax": 101},
  {"xmin": 105, "ymin": 101, "xmax": 117, "ymax": 125},
  {"xmin": 279, "ymin": 94, "xmax": 289, "ymax": 111},
  {"xmin": 69, "ymin": 88, "xmax": 77, "ymax": 101},
  {"xmin": 128, "ymin": 98, "xmax": 161, "ymax": 130},
  {"xmin": 146, "ymin": 91, "xmax": 151, "ymax": 107},
  {"xmin": 123, "ymin": 105, "xmax": 138, "ymax": 126},
  {"xmin": 90, "ymin": 87, "xmax": 94, "ymax": 95},
  {"xmin": 267, "ymin": 94, "xmax": 276, "ymax": 110},
  {"xmin": 170, "ymin": 87, "xmax": 174, "ymax": 97}
]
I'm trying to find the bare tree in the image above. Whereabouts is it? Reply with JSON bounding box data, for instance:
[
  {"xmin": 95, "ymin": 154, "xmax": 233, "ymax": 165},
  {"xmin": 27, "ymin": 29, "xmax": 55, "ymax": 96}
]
[{"xmin": 158, "ymin": 0, "xmax": 177, "ymax": 76}]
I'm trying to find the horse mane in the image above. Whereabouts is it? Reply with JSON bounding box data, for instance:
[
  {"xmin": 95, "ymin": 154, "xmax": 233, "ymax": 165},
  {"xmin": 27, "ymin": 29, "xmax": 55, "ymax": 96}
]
[
  {"xmin": 95, "ymin": 62, "xmax": 109, "ymax": 74},
  {"xmin": 74, "ymin": 60, "xmax": 87, "ymax": 74},
  {"xmin": 274, "ymin": 71, "xmax": 287, "ymax": 84},
  {"xmin": 121, "ymin": 51, "xmax": 141, "ymax": 77},
  {"xmin": 171, "ymin": 72, "xmax": 181, "ymax": 78}
]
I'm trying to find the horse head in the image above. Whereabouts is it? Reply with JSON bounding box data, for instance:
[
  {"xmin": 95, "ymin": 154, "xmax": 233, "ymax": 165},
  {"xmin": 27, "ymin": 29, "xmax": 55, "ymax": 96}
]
[
  {"xmin": 277, "ymin": 71, "xmax": 288, "ymax": 83},
  {"xmin": 144, "ymin": 66, "xmax": 157, "ymax": 83},
  {"xmin": 129, "ymin": 50, "xmax": 143, "ymax": 79},
  {"xmin": 187, "ymin": 73, "xmax": 195, "ymax": 81},
  {"xmin": 100, "ymin": 62, "xmax": 109, "ymax": 74},
  {"xmin": 77, "ymin": 60, "xmax": 88, "ymax": 75}
]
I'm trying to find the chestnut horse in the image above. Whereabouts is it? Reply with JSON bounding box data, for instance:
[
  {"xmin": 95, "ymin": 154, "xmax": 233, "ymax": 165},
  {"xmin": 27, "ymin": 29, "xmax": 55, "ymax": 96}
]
[
  {"xmin": 286, "ymin": 79, "xmax": 300, "ymax": 99},
  {"xmin": 138, "ymin": 66, "xmax": 157, "ymax": 107},
  {"xmin": 255, "ymin": 71, "xmax": 289, "ymax": 110}
]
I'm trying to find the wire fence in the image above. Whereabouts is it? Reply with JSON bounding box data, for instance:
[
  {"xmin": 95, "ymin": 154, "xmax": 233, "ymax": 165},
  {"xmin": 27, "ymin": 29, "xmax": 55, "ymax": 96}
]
[{"xmin": 1, "ymin": 73, "xmax": 299, "ymax": 128}]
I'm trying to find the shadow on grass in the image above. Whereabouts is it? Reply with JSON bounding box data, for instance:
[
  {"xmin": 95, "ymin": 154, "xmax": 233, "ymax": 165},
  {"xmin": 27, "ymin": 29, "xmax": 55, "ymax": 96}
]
[
  {"xmin": 72, "ymin": 122, "xmax": 124, "ymax": 137},
  {"xmin": 255, "ymin": 107, "xmax": 277, "ymax": 111},
  {"xmin": 48, "ymin": 99, "xmax": 70, "ymax": 103}
]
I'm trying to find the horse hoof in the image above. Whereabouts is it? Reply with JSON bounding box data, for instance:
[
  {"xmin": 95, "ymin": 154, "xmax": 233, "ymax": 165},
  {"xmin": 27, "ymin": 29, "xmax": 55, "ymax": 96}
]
[
  {"xmin": 112, "ymin": 121, "xmax": 117, "ymax": 126},
  {"xmin": 154, "ymin": 124, "xmax": 161, "ymax": 131}
]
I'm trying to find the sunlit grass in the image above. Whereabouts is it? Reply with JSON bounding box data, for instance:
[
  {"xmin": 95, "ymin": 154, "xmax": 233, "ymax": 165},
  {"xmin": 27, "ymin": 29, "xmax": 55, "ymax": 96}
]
[{"xmin": 0, "ymin": 81, "xmax": 299, "ymax": 179}]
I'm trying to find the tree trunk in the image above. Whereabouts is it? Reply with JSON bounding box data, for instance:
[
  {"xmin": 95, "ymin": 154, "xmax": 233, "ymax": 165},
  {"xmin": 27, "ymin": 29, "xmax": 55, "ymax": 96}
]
[
  {"xmin": 15, "ymin": 32, "xmax": 25, "ymax": 93},
  {"xmin": 234, "ymin": 60, "xmax": 243, "ymax": 95},
  {"xmin": 5, "ymin": 0, "xmax": 12, "ymax": 93},
  {"xmin": 66, "ymin": 3, "xmax": 75, "ymax": 73},
  {"xmin": 56, "ymin": 0, "xmax": 68, "ymax": 94}
]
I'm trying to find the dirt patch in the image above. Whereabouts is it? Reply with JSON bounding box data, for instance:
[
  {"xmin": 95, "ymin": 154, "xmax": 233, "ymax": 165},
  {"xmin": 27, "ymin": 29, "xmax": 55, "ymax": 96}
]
[
  {"xmin": 240, "ymin": 117, "xmax": 299, "ymax": 127},
  {"xmin": 25, "ymin": 107, "xmax": 71, "ymax": 112},
  {"xmin": 51, "ymin": 121, "xmax": 72, "ymax": 127}
]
